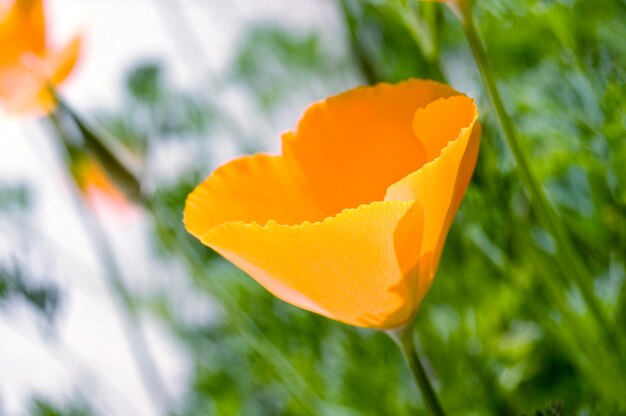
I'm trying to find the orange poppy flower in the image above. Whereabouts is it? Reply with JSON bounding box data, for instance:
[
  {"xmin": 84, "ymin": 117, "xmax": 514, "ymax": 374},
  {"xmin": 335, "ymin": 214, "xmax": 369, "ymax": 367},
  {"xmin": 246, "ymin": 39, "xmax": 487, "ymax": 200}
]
[
  {"xmin": 0, "ymin": 0, "xmax": 81, "ymax": 115},
  {"xmin": 185, "ymin": 80, "xmax": 480, "ymax": 329}
]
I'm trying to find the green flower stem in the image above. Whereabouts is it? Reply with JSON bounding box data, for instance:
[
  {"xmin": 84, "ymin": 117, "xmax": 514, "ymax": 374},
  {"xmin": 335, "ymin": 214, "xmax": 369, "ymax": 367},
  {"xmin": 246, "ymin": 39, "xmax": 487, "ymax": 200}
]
[
  {"xmin": 459, "ymin": 12, "xmax": 614, "ymax": 340},
  {"xmin": 387, "ymin": 324, "xmax": 446, "ymax": 416}
]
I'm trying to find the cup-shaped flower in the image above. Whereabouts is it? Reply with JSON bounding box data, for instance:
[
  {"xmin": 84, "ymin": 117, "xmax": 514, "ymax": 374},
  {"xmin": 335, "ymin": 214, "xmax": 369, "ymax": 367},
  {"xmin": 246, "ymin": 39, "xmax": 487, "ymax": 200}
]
[
  {"xmin": 0, "ymin": 0, "xmax": 81, "ymax": 115},
  {"xmin": 184, "ymin": 80, "xmax": 480, "ymax": 329}
]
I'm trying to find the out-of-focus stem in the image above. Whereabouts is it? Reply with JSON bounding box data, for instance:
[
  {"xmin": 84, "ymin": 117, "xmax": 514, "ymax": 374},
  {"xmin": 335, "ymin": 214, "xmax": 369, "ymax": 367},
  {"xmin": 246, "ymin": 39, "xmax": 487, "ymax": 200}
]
[
  {"xmin": 456, "ymin": 9, "xmax": 615, "ymax": 343},
  {"xmin": 47, "ymin": 114, "xmax": 172, "ymax": 415},
  {"xmin": 53, "ymin": 94, "xmax": 143, "ymax": 202},
  {"xmin": 386, "ymin": 324, "xmax": 446, "ymax": 416}
]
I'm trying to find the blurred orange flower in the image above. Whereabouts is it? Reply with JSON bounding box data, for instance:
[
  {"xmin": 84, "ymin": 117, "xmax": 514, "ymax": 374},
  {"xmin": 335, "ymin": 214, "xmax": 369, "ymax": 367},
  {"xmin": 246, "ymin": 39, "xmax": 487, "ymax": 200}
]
[
  {"xmin": 185, "ymin": 80, "xmax": 480, "ymax": 329},
  {"xmin": 0, "ymin": 0, "xmax": 81, "ymax": 115},
  {"xmin": 74, "ymin": 156, "xmax": 131, "ymax": 215}
]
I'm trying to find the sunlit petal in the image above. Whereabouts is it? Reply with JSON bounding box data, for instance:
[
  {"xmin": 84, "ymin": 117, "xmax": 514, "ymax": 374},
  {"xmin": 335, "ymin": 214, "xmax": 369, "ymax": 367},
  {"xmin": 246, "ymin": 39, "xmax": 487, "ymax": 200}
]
[{"xmin": 198, "ymin": 201, "xmax": 424, "ymax": 328}]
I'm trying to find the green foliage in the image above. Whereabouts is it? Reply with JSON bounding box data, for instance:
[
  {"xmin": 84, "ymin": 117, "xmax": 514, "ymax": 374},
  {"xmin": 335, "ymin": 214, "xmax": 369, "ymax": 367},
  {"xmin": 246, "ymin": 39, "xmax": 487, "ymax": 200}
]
[
  {"xmin": 97, "ymin": 61, "xmax": 217, "ymax": 155},
  {"xmin": 338, "ymin": 0, "xmax": 446, "ymax": 83},
  {"xmin": 126, "ymin": 62, "xmax": 163, "ymax": 104},
  {"xmin": 29, "ymin": 396, "xmax": 95, "ymax": 416},
  {"xmin": 232, "ymin": 25, "xmax": 351, "ymax": 111},
  {"xmin": 525, "ymin": 400, "xmax": 565, "ymax": 416},
  {"xmin": 177, "ymin": 266, "xmax": 417, "ymax": 415}
]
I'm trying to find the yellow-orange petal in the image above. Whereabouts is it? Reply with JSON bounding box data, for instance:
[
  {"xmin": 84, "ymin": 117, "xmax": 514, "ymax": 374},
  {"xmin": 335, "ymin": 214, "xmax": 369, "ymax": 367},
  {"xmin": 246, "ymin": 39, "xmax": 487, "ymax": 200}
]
[
  {"xmin": 0, "ymin": 0, "xmax": 45, "ymax": 64},
  {"xmin": 282, "ymin": 79, "xmax": 461, "ymax": 220},
  {"xmin": 184, "ymin": 154, "xmax": 326, "ymax": 234},
  {"xmin": 47, "ymin": 35, "xmax": 81, "ymax": 85},
  {"xmin": 0, "ymin": 35, "xmax": 81, "ymax": 114},
  {"xmin": 385, "ymin": 95, "xmax": 479, "ymax": 294},
  {"xmin": 191, "ymin": 200, "xmax": 424, "ymax": 329}
]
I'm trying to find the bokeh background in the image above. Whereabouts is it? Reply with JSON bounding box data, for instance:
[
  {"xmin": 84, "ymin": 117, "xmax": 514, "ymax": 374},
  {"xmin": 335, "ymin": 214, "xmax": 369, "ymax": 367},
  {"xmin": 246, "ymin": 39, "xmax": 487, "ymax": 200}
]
[{"xmin": 0, "ymin": 0, "xmax": 625, "ymax": 415}]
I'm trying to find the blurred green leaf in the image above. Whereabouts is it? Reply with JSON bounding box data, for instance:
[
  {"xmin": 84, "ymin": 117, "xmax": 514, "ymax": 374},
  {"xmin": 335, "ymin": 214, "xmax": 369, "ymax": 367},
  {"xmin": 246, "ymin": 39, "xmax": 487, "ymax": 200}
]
[
  {"xmin": 0, "ymin": 183, "xmax": 32, "ymax": 212},
  {"xmin": 0, "ymin": 261, "xmax": 61, "ymax": 325}
]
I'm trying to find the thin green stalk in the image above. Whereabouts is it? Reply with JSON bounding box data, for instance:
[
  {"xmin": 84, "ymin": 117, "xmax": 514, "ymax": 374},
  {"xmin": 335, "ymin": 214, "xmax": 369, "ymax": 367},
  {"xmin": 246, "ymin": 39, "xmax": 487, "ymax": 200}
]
[
  {"xmin": 459, "ymin": 13, "xmax": 615, "ymax": 343},
  {"xmin": 386, "ymin": 324, "xmax": 446, "ymax": 416}
]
